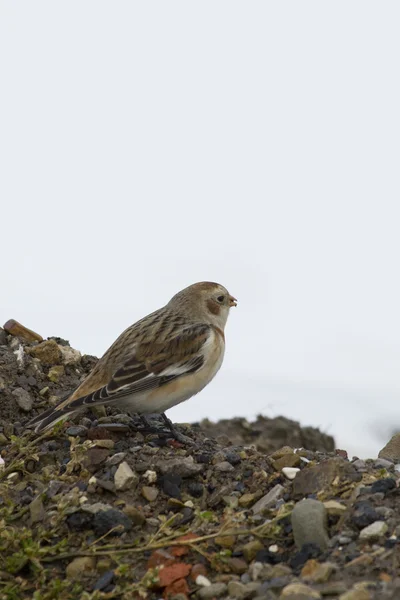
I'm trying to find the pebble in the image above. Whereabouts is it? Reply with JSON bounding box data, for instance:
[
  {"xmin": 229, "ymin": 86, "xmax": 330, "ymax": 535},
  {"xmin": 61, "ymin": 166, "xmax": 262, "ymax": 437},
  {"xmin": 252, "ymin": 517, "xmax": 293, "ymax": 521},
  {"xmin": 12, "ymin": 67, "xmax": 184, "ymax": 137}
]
[
  {"xmin": 3, "ymin": 319, "xmax": 43, "ymax": 343},
  {"xmin": 59, "ymin": 345, "xmax": 82, "ymax": 365},
  {"xmin": 370, "ymin": 477, "xmax": 396, "ymax": 495},
  {"xmin": 106, "ymin": 452, "xmax": 127, "ymax": 466},
  {"xmin": 157, "ymin": 456, "xmax": 204, "ymax": 477},
  {"xmin": 227, "ymin": 581, "xmax": 260, "ymax": 599},
  {"xmin": 93, "ymin": 570, "xmax": 114, "ymax": 591},
  {"xmin": 352, "ymin": 459, "xmax": 367, "ymax": 471},
  {"xmin": 214, "ymin": 461, "xmax": 235, "ymax": 472},
  {"xmin": 143, "ymin": 469, "xmax": 157, "ymax": 483},
  {"xmin": 93, "ymin": 508, "xmax": 132, "ymax": 536},
  {"xmin": 114, "ymin": 462, "xmax": 138, "ymax": 491},
  {"xmin": 47, "ymin": 365, "xmax": 65, "ymax": 382},
  {"xmin": 273, "ymin": 454, "xmax": 301, "ymax": 470},
  {"xmin": 280, "ymin": 582, "xmax": 322, "ymax": 598},
  {"xmin": 66, "ymin": 557, "xmax": 96, "ymax": 578},
  {"xmin": 252, "ymin": 484, "xmax": 285, "ymax": 514},
  {"xmin": 122, "ymin": 505, "xmax": 146, "ymax": 526},
  {"xmin": 65, "ymin": 426, "xmax": 88, "ymax": 437},
  {"xmin": 242, "ymin": 540, "xmax": 264, "ymax": 561},
  {"xmin": 359, "ymin": 520, "xmax": 388, "ymax": 541},
  {"xmin": 339, "ymin": 588, "xmax": 372, "ymax": 600},
  {"xmin": 12, "ymin": 387, "xmax": 33, "ymax": 412},
  {"xmin": 374, "ymin": 458, "xmax": 394, "ymax": 470},
  {"xmin": 351, "ymin": 501, "xmax": 380, "ymax": 529},
  {"xmin": 196, "ymin": 575, "xmax": 211, "ymax": 587},
  {"xmin": 282, "ymin": 467, "xmax": 300, "ymax": 480},
  {"xmin": 141, "ymin": 486, "xmax": 159, "ymax": 502},
  {"xmin": 28, "ymin": 339, "xmax": 62, "ymax": 365},
  {"xmin": 197, "ymin": 582, "xmax": 227, "ymax": 599},
  {"xmin": 291, "ymin": 499, "xmax": 329, "ymax": 550}
]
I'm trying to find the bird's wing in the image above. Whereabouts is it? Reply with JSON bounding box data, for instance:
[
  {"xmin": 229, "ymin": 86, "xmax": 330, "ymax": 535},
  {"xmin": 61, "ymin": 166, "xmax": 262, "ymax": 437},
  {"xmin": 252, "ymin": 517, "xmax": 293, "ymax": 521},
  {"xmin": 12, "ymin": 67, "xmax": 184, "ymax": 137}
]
[{"xmin": 28, "ymin": 323, "xmax": 212, "ymax": 431}]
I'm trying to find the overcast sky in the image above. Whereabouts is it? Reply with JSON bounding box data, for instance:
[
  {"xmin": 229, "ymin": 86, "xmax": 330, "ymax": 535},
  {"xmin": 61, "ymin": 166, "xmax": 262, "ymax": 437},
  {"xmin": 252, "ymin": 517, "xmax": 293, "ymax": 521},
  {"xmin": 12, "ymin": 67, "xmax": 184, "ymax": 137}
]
[{"xmin": 1, "ymin": 2, "xmax": 400, "ymax": 458}]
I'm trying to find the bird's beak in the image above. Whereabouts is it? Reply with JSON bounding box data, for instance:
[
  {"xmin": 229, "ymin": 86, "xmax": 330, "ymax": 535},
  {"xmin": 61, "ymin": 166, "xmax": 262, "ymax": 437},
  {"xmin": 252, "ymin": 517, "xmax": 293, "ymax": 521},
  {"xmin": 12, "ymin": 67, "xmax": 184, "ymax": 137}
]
[{"xmin": 229, "ymin": 295, "xmax": 237, "ymax": 307}]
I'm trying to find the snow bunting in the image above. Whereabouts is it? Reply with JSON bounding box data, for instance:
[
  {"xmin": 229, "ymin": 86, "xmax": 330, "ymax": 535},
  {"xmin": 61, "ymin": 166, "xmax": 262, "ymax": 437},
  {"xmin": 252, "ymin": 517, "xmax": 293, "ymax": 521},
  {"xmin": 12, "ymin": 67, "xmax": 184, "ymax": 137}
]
[{"xmin": 27, "ymin": 282, "xmax": 237, "ymax": 434}]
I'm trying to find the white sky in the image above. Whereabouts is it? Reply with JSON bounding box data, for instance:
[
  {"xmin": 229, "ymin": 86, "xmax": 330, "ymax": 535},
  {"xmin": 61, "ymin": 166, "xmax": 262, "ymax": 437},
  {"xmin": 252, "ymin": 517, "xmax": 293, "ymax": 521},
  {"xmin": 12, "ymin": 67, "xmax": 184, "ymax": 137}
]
[{"xmin": 1, "ymin": 2, "xmax": 400, "ymax": 458}]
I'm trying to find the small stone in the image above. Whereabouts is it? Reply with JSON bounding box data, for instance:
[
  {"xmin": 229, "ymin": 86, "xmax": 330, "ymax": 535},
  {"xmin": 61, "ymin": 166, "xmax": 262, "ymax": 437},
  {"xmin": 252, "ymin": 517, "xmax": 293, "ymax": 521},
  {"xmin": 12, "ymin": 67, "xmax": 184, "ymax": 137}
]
[
  {"xmin": 252, "ymin": 484, "xmax": 285, "ymax": 514},
  {"xmin": 351, "ymin": 501, "xmax": 380, "ymax": 529},
  {"xmin": 83, "ymin": 448, "xmax": 111, "ymax": 472},
  {"xmin": 291, "ymin": 499, "xmax": 329, "ymax": 550},
  {"xmin": 323, "ymin": 500, "xmax": 347, "ymax": 516},
  {"xmin": 0, "ymin": 433, "xmax": 8, "ymax": 445},
  {"xmin": 301, "ymin": 559, "xmax": 335, "ymax": 583},
  {"xmin": 374, "ymin": 458, "xmax": 394, "ymax": 470},
  {"xmin": 273, "ymin": 454, "xmax": 301, "ymax": 470},
  {"xmin": 47, "ymin": 365, "xmax": 65, "ymax": 382},
  {"xmin": 94, "ymin": 439, "xmax": 115, "ymax": 449},
  {"xmin": 270, "ymin": 446, "xmax": 294, "ymax": 459},
  {"xmin": 292, "ymin": 458, "xmax": 360, "ymax": 498},
  {"xmin": 12, "ymin": 387, "xmax": 33, "ymax": 412},
  {"xmin": 239, "ymin": 493, "xmax": 256, "ymax": 507},
  {"xmin": 59, "ymin": 345, "xmax": 82, "ymax": 365},
  {"xmin": 227, "ymin": 581, "xmax": 257, "ymax": 599},
  {"xmin": 242, "ymin": 540, "xmax": 264, "ymax": 562},
  {"xmin": 66, "ymin": 557, "xmax": 96, "ymax": 578},
  {"xmin": 28, "ymin": 340, "xmax": 62, "ymax": 365},
  {"xmin": 93, "ymin": 570, "xmax": 115, "ymax": 591},
  {"xmin": 93, "ymin": 508, "xmax": 132, "ymax": 536},
  {"xmin": 106, "ymin": 452, "xmax": 127, "ymax": 466},
  {"xmin": 339, "ymin": 588, "xmax": 372, "ymax": 600},
  {"xmin": 3, "ymin": 319, "xmax": 43, "ymax": 343},
  {"xmin": 196, "ymin": 575, "xmax": 211, "ymax": 587},
  {"xmin": 215, "ymin": 535, "xmax": 236, "ymax": 548},
  {"xmin": 352, "ymin": 459, "xmax": 367, "ymax": 471},
  {"xmin": 142, "ymin": 486, "xmax": 159, "ymax": 502},
  {"xmin": 197, "ymin": 583, "xmax": 227, "ymax": 599},
  {"xmin": 157, "ymin": 456, "xmax": 204, "ymax": 477},
  {"xmin": 227, "ymin": 558, "xmax": 248, "ymax": 574},
  {"xmin": 370, "ymin": 478, "xmax": 396, "ymax": 495},
  {"xmin": 7, "ymin": 472, "xmax": 19, "ymax": 483},
  {"xmin": 143, "ymin": 469, "xmax": 157, "ymax": 483},
  {"xmin": 29, "ymin": 495, "xmax": 46, "ymax": 524},
  {"xmin": 188, "ymin": 482, "xmax": 204, "ymax": 498},
  {"xmin": 39, "ymin": 386, "xmax": 50, "ymax": 396},
  {"xmin": 282, "ymin": 467, "xmax": 300, "ymax": 479},
  {"xmin": 114, "ymin": 462, "xmax": 138, "ymax": 491},
  {"xmin": 122, "ymin": 505, "xmax": 146, "ymax": 526},
  {"xmin": 215, "ymin": 461, "xmax": 235, "ymax": 472},
  {"xmin": 65, "ymin": 426, "xmax": 88, "ymax": 437},
  {"xmin": 281, "ymin": 582, "xmax": 321, "ymax": 598},
  {"xmin": 359, "ymin": 520, "xmax": 388, "ymax": 541}
]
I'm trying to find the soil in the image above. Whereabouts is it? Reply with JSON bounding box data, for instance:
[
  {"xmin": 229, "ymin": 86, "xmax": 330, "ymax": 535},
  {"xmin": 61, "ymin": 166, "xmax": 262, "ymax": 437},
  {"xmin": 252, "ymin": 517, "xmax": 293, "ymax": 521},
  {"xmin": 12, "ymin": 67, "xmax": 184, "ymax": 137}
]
[{"xmin": 0, "ymin": 323, "xmax": 399, "ymax": 600}]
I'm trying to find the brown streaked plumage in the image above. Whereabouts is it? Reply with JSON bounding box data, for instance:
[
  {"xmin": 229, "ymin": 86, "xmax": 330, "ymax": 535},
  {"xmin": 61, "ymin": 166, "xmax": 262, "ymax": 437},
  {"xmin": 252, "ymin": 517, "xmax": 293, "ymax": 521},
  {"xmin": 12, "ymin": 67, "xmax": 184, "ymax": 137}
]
[{"xmin": 27, "ymin": 282, "xmax": 237, "ymax": 433}]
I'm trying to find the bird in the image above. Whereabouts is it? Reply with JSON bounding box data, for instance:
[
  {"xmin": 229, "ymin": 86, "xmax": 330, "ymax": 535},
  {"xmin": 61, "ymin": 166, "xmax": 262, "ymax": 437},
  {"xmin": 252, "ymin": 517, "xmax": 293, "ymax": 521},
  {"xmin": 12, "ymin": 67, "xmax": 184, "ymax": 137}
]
[{"xmin": 27, "ymin": 281, "xmax": 237, "ymax": 436}]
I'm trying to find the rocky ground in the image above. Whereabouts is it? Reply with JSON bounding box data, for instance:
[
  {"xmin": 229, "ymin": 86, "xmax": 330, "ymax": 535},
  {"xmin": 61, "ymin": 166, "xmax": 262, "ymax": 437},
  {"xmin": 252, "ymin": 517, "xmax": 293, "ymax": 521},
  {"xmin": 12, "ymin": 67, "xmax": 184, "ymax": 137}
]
[{"xmin": 1, "ymin": 320, "xmax": 400, "ymax": 600}]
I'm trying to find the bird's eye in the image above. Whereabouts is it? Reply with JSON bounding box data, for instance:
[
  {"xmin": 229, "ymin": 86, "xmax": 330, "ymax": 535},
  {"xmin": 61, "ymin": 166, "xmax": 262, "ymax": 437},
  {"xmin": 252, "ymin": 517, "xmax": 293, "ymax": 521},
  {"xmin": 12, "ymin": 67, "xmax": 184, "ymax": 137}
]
[{"xmin": 217, "ymin": 295, "xmax": 225, "ymax": 303}]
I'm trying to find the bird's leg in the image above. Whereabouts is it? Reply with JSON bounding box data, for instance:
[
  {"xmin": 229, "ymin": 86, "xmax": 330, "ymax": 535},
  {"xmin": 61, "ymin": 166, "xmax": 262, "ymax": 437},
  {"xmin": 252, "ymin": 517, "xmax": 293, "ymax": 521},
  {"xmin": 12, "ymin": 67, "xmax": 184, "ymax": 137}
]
[{"xmin": 161, "ymin": 413, "xmax": 193, "ymax": 445}]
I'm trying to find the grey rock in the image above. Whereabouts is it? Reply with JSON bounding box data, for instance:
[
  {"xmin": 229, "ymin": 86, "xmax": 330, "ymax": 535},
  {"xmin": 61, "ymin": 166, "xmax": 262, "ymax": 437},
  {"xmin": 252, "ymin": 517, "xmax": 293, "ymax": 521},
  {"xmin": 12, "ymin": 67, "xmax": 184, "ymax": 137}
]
[
  {"xmin": 252, "ymin": 484, "xmax": 285, "ymax": 514},
  {"xmin": 359, "ymin": 520, "xmax": 388, "ymax": 541},
  {"xmin": 157, "ymin": 456, "xmax": 204, "ymax": 477},
  {"xmin": 65, "ymin": 426, "xmax": 88, "ymax": 437},
  {"xmin": 106, "ymin": 452, "xmax": 127, "ymax": 466},
  {"xmin": 379, "ymin": 433, "xmax": 400, "ymax": 462},
  {"xmin": 291, "ymin": 498, "xmax": 329, "ymax": 550},
  {"xmin": 352, "ymin": 459, "xmax": 367, "ymax": 471},
  {"xmin": 214, "ymin": 461, "xmax": 235, "ymax": 472},
  {"xmin": 227, "ymin": 581, "xmax": 261, "ymax": 599},
  {"xmin": 12, "ymin": 387, "xmax": 33, "ymax": 411},
  {"xmin": 93, "ymin": 508, "xmax": 132, "ymax": 536},
  {"xmin": 0, "ymin": 328, "xmax": 7, "ymax": 345},
  {"xmin": 197, "ymin": 583, "xmax": 227, "ymax": 599},
  {"xmin": 114, "ymin": 462, "xmax": 138, "ymax": 491},
  {"xmin": 374, "ymin": 458, "xmax": 394, "ymax": 470}
]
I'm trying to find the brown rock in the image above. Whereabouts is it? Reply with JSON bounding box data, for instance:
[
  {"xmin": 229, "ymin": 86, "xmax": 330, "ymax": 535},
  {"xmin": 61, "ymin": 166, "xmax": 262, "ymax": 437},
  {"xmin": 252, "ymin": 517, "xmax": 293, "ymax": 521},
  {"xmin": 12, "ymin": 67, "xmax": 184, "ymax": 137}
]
[
  {"xmin": 215, "ymin": 535, "xmax": 236, "ymax": 548},
  {"xmin": 270, "ymin": 446, "xmax": 295, "ymax": 459},
  {"xmin": 158, "ymin": 562, "xmax": 191, "ymax": 587},
  {"xmin": 301, "ymin": 559, "xmax": 335, "ymax": 583},
  {"xmin": 3, "ymin": 319, "xmax": 43, "ymax": 343},
  {"xmin": 242, "ymin": 540, "xmax": 264, "ymax": 562},
  {"xmin": 83, "ymin": 448, "xmax": 110, "ymax": 472},
  {"xmin": 226, "ymin": 558, "xmax": 248, "ymax": 574},
  {"xmin": 280, "ymin": 582, "xmax": 321, "ymax": 599},
  {"xmin": 29, "ymin": 340, "xmax": 62, "ymax": 366},
  {"xmin": 273, "ymin": 453, "xmax": 301, "ymax": 470},
  {"xmin": 123, "ymin": 505, "xmax": 146, "ymax": 526},
  {"xmin": 292, "ymin": 458, "xmax": 361, "ymax": 499},
  {"xmin": 378, "ymin": 433, "xmax": 400, "ymax": 462}
]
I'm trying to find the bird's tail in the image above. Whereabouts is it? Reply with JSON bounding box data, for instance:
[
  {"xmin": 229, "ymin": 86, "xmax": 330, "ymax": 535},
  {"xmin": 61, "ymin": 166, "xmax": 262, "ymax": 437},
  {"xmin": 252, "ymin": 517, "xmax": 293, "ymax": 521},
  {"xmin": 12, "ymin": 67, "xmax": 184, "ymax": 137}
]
[{"xmin": 26, "ymin": 394, "xmax": 77, "ymax": 434}]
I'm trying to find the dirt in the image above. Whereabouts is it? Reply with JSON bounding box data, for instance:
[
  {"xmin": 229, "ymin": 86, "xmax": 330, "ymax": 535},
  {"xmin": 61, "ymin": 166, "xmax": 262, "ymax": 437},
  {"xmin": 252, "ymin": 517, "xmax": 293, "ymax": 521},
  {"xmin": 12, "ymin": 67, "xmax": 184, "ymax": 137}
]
[{"xmin": 0, "ymin": 323, "xmax": 399, "ymax": 600}]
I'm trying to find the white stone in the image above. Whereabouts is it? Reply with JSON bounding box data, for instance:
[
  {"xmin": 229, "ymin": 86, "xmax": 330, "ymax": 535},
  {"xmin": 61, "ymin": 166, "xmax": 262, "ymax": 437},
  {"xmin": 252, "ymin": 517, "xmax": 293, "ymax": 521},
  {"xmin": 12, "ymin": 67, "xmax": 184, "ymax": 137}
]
[
  {"xmin": 196, "ymin": 575, "xmax": 211, "ymax": 587},
  {"xmin": 282, "ymin": 467, "xmax": 300, "ymax": 480},
  {"xmin": 268, "ymin": 544, "xmax": 279, "ymax": 553},
  {"xmin": 114, "ymin": 461, "xmax": 138, "ymax": 491},
  {"xmin": 359, "ymin": 520, "xmax": 388, "ymax": 541},
  {"xmin": 143, "ymin": 469, "xmax": 157, "ymax": 483},
  {"xmin": 59, "ymin": 345, "xmax": 82, "ymax": 365}
]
